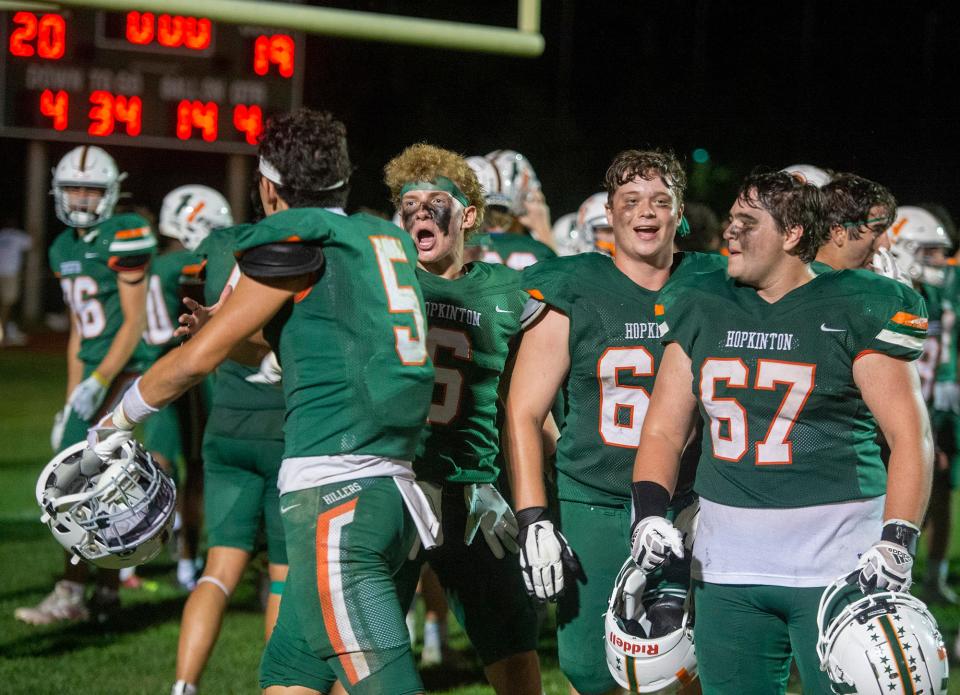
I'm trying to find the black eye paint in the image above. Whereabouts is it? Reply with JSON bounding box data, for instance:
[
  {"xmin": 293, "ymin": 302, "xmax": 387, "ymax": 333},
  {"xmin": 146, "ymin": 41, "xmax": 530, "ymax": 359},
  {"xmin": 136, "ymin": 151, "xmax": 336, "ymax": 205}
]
[{"xmin": 401, "ymin": 199, "xmax": 454, "ymax": 234}]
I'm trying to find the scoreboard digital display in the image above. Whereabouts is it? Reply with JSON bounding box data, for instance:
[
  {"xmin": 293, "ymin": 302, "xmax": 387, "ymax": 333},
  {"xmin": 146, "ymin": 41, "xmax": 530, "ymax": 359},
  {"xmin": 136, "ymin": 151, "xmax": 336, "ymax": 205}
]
[{"xmin": 0, "ymin": 9, "xmax": 304, "ymax": 153}]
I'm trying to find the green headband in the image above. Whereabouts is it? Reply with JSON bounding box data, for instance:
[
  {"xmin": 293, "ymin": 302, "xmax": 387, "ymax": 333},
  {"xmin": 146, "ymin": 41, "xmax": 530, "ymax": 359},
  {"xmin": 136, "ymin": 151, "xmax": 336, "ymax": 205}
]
[
  {"xmin": 400, "ymin": 176, "xmax": 470, "ymax": 208},
  {"xmin": 841, "ymin": 217, "xmax": 888, "ymax": 228}
]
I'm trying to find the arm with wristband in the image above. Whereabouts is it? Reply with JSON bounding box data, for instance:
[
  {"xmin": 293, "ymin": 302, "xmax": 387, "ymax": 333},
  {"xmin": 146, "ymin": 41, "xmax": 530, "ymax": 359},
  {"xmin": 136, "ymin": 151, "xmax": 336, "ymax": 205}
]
[
  {"xmin": 89, "ymin": 271, "xmax": 309, "ymax": 455},
  {"xmin": 852, "ymin": 352, "xmax": 933, "ymax": 593},
  {"xmin": 630, "ymin": 342, "xmax": 699, "ymax": 571},
  {"xmin": 504, "ymin": 305, "xmax": 581, "ymax": 601}
]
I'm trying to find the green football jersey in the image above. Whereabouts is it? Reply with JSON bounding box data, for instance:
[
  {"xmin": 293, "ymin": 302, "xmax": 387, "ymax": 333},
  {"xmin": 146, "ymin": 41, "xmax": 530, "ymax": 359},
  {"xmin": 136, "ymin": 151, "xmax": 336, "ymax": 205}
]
[
  {"xmin": 233, "ymin": 209, "xmax": 434, "ymax": 461},
  {"xmin": 48, "ymin": 212, "xmax": 157, "ymax": 370},
  {"xmin": 142, "ymin": 248, "xmax": 202, "ymax": 357},
  {"xmin": 194, "ymin": 226, "xmax": 286, "ymax": 440},
  {"xmin": 482, "ymin": 232, "xmax": 556, "ymax": 270},
  {"xmin": 522, "ymin": 251, "xmax": 726, "ymax": 506},
  {"xmin": 415, "ymin": 262, "xmax": 527, "ymax": 484},
  {"xmin": 658, "ymin": 267, "xmax": 927, "ymax": 509}
]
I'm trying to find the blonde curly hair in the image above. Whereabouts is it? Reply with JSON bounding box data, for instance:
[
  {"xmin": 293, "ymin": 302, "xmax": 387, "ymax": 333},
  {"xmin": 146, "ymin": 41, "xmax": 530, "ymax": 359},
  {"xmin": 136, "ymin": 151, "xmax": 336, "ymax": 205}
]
[{"xmin": 384, "ymin": 143, "xmax": 485, "ymax": 234}]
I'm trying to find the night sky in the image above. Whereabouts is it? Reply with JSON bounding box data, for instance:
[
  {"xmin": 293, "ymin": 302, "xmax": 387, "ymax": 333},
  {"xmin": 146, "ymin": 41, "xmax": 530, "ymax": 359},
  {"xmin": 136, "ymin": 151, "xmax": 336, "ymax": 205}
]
[{"xmin": 3, "ymin": 0, "xmax": 958, "ymax": 237}]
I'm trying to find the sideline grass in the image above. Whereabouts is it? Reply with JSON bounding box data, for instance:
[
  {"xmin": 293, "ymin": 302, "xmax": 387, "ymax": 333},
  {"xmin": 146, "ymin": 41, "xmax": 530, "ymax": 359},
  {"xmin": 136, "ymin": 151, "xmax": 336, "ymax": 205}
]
[{"xmin": 1, "ymin": 347, "xmax": 958, "ymax": 693}]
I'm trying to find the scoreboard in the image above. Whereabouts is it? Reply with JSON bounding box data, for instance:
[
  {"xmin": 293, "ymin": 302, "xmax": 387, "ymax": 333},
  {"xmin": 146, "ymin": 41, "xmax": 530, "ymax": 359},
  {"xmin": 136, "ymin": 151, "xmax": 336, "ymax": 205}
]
[{"xmin": 0, "ymin": 9, "xmax": 304, "ymax": 153}]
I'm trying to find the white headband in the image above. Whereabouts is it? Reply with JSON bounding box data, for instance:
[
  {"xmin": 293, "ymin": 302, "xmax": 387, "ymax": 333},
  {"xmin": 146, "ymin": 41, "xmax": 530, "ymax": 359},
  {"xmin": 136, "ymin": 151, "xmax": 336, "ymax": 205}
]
[{"xmin": 258, "ymin": 156, "xmax": 347, "ymax": 191}]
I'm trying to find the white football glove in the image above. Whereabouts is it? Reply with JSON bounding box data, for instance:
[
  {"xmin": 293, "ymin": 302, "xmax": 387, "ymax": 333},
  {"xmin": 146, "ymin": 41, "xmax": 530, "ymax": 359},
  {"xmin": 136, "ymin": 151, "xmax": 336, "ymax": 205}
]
[
  {"xmin": 406, "ymin": 480, "xmax": 443, "ymax": 560},
  {"xmin": 516, "ymin": 507, "xmax": 582, "ymax": 601},
  {"xmin": 86, "ymin": 418, "xmax": 134, "ymax": 461},
  {"xmin": 463, "ymin": 483, "xmax": 519, "ymax": 559},
  {"xmin": 854, "ymin": 541, "xmax": 914, "ymax": 594},
  {"xmin": 51, "ymin": 405, "xmax": 70, "ymax": 452},
  {"xmin": 934, "ymin": 381, "xmax": 960, "ymax": 415},
  {"xmin": 872, "ymin": 247, "xmax": 911, "ymax": 287},
  {"xmin": 245, "ymin": 351, "xmax": 282, "ymax": 385},
  {"xmin": 630, "ymin": 516, "xmax": 685, "ymax": 573},
  {"xmin": 68, "ymin": 374, "xmax": 109, "ymax": 421}
]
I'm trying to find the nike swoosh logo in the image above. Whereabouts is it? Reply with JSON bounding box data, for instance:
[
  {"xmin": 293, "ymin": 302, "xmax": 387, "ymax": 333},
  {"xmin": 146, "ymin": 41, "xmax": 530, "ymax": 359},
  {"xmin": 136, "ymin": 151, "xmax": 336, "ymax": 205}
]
[
  {"xmin": 495, "ymin": 306, "xmax": 512, "ymax": 313},
  {"xmin": 85, "ymin": 253, "xmax": 98, "ymax": 259},
  {"xmin": 280, "ymin": 503, "xmax": 301, "ymax": 514},
  {"xmin": 820, "ymin": 323, "xmax": 846, "ymax": 332}
]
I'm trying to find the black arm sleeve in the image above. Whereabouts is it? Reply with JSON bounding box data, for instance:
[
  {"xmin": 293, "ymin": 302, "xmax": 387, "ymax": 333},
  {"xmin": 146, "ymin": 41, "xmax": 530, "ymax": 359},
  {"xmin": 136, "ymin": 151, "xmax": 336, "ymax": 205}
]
[{"xmin": 237, "ymin": 242, "xmax": 324, "ymax": 279}]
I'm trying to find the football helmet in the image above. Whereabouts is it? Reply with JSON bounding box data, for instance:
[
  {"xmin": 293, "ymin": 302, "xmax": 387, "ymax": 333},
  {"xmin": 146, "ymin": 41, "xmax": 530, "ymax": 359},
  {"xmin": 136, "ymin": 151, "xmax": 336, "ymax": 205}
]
[
  {"xmin": 552, "ymin": 212, "xmax": 590, "ymax": 256},
  {"xmin": 36, "ymin": 440, "xmax": 176, "ymax": 569},
  {"xmin": 578, "ymin": 192, "xmax": 615, "ymax": 256},
  {"xmin": 485, "ymin": 149, "xmax": 540, "ymax": 215},
  {"xmin": 889, "ymin": 206, "xmax": 953, "ymax": 287},
  {"xmin": 51, "ymin": 145, "xmax": 125, "ymax": 228},
  {"xmin": 817, "ymin": 574, "xmax": 948, "ymax": 695},
  {"xmin": 605, "ymin": 558, "xmax": 697, "ymax": 693},
  {"xmin": 467, "ymin": 155, "xmax": 512, "ymax": 210},
  {"xmin": 159, "ymin": 185, "xmax": 233, "ymax": 251},
  {"xmin": 782, "ymin": 164, "xmax": 832, "ymax": 188}
]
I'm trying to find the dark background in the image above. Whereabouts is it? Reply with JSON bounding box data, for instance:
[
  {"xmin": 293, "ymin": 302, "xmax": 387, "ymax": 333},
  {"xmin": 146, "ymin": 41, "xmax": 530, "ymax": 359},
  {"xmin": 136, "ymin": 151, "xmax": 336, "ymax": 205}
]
[{"xmin": 3, "ymin": 0, "xmax": 959, "ymax": 235}]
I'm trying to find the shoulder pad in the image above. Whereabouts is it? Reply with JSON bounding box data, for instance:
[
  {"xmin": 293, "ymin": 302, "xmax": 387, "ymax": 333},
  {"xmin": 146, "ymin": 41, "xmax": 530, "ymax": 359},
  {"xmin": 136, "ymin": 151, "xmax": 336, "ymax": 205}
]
[{"xmin": 238, "ymin": 241, "xmax": 324, "ymax": 278}]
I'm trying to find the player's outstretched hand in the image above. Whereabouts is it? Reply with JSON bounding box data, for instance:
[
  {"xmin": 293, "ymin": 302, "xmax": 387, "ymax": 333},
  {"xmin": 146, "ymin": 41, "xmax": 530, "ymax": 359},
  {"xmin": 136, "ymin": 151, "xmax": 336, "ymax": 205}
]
[
  {"xmin": 516, "ymin": 506, "xmax": 582, "ymax": 601},
  {"xmin": 463, "ymin": 483, "xmax": 519, "ymax": 559},
  {"xmin": 630, "ymin": 516, "xmax": 684, "ymax": 573},
  {"xmin": 174, "ymin": 283, "xmax": 232, "ymax": 338}
]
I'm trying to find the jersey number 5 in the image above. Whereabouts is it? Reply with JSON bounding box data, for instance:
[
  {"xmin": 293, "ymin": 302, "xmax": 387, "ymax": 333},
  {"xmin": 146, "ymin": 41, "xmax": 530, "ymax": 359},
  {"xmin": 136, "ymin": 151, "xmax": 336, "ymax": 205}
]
[
  {"xmin": 371, "ymin": 236, "xmax": 428, "ymax": 366},
  {"xmin": 700, "ymin": 358, "xmax": 815, "ymax": 465}
]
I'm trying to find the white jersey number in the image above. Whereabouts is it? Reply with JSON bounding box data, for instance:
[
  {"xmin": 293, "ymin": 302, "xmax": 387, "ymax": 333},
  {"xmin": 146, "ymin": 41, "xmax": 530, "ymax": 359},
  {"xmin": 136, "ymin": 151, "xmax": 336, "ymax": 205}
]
[
  {"xmin": 597, "ymin": 347, "xmax": 655, "ymax": 447},
  {"xmin": 143, "ymin": 275, "xmax": 175, "ymax": 346},
  {"xmin": 483, "ymin": 250, "xmax": 538, "ymax": 271},
  {"xmin": 371, "ymin": 236, "xmax": 428, "ymax": 366},
  {"xmin": 427, "ymin": 328, "xmax": 472, "ymax": 425},
  {"xmin": 700, "ymin": 357, "xmax": 815, "ymax": 465},
  {"xmin": 60, "ymin": 276, "xmax": 106, "ymax": 339}
]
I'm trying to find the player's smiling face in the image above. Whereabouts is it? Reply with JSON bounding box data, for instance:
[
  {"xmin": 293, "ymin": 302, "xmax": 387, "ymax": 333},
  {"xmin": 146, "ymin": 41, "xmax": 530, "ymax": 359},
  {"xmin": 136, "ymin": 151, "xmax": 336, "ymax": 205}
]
[
  {"xmin": 724, "ymin": 194, "xmax": 790, "ymax": 286},
  {"xmin": 605, "ymin": 174, "xmax": 681, "ymax": 262},
  {"xmin": 400, "ymin": 189, "xmax": 465, "ymax": 268}
]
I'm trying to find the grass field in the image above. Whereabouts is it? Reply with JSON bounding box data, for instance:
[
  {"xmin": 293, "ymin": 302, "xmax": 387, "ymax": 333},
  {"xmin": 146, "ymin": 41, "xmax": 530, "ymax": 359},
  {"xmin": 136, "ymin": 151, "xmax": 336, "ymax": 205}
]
[{"xmin": 1, "ymin": 346, "xmax": 959, "ymax": 693}]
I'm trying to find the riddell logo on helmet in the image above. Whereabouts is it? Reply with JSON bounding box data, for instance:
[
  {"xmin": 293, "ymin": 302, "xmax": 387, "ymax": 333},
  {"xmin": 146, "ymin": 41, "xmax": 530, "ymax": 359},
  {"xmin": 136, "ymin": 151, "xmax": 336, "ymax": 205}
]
[{"xmin": 609, "ymin": 632, "xmax": 659, "ymax": 655}]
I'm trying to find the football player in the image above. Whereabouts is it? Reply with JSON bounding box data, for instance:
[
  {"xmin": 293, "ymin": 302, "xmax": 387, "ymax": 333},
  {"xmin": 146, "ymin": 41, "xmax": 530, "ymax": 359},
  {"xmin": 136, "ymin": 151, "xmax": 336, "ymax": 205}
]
[
  {"xmin": 384, "ymin": 143, "xmax": 541, "ymax": 694},
  {"xmin": 87, "ymin": 108, "xmax": 436, "ymax": 695},
  {"xmin": 15, "ymin": 145, "xmax": 156, "ymax": 626},
  {"xmin": 143, "ymin": 185, "xmax": 233, "ymax": 591},
  {"xmin": 505, "ymin": 149, "xmax": 724, "ymax": 694},
  {"xmin": 468, "ymin": 152, "xmax": 556, "ymax": 270},
  {"xmin": 815, "ymin": 173, "xmax": 897, "ymax": 272},
  {"xmin": 631, "ymin": 171, "xmax": 932, "ymax": 693},
  {"xmin": 170, "ymin": 191, "xmax": 293, "ymax": 695},
  {"xmin": 888, "ymin": 206, "xmax": 958, "ymax": 605}
]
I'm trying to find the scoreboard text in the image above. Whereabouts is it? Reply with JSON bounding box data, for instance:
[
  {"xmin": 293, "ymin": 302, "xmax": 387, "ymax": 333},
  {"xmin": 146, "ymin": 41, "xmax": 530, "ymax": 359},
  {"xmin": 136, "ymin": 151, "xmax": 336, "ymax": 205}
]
[{"xmin": 0, "ymin": 9, "xmax": 304, "ymax": 153}]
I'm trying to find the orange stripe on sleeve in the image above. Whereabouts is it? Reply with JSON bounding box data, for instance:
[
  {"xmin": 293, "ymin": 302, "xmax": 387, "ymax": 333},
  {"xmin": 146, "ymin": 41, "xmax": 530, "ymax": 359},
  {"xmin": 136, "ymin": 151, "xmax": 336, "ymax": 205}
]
[
  {"xmin": 654, "ymin": 304, "xmax": 665, "ymax": 316},
  {"xmin": 181, "ymin": 260, "xmax": 207, "ymax": 276},
  {"xmin": 890, "ymin": 312, "xmax": 928, "ymax": 330},
  {"xmin": 114, "ymin": 226, "xmax": 149, "ymax": 239},
  {"xmin": 526, "ymin": 288, "xmax": 544, "ymax": 300}
]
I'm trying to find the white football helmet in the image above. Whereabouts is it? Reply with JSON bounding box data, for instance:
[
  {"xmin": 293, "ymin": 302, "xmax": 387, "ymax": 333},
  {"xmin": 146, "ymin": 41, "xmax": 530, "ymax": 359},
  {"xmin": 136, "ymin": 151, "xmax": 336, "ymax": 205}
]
[
  {"xmin": 552, "ymin": 212, "xmax": 591, "ymax": 256},
  {"xmin": 605, "ymin": 558, "xmax": 697, "ymax": 693},
  {"xmin": 467, "ymin": 155, "xmax": 512, "ymax": 210},
  {"xmin": 578, "ymin": 192, "xmax": 615, "ymax": 256},
  {"xmin": 782, "ymin": 164, "xmax": 832, "ymax": 188},
  {"xmin": 817, "ymin": 574, "xmax": 948, "ymax": 695},
  {"xmin": 485, "ymin": 149, "xmax": 540, "ymax": 215},
  {"xmin": 159, "ymin": 185, "xmax": 233, "ymax": 251},
  {"xmin": 36, "ymin": 440, "xmax": 176, "ymax": 569},
  {"xmin": 51, "ymin": 145, "xmax": 125, "ymax": 228},
  {"xmin": 889, "ymin": 206, "xmax": 953, "ymax": 287}
]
